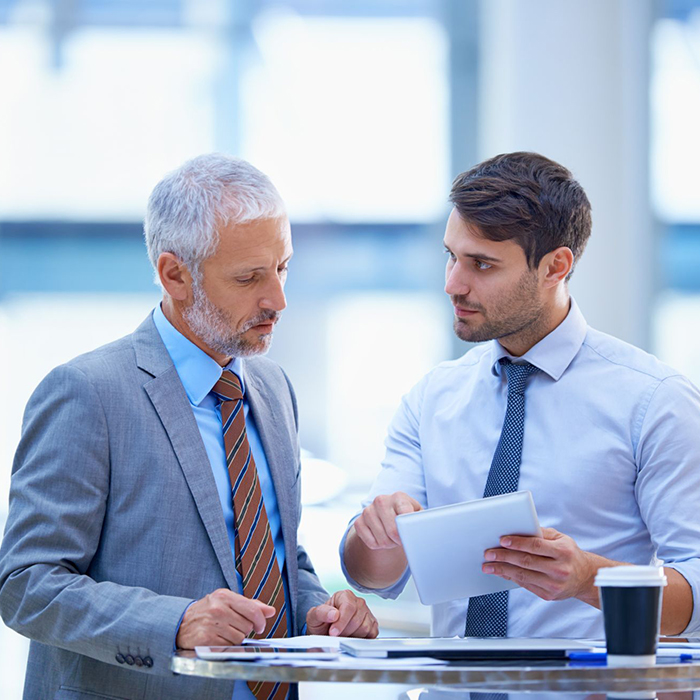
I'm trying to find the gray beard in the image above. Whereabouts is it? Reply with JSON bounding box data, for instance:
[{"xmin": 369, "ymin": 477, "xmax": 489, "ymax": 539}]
[{"xmin": 183, "ymin": 278, "xmax": 276, "ymax": 358}]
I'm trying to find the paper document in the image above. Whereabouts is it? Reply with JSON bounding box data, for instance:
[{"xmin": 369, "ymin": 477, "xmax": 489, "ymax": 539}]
[{"xmin": 243, "ymin": 635, "xmax": 346, "ymax": 650}]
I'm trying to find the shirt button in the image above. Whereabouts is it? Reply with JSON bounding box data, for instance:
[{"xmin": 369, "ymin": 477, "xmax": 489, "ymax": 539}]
[
  {"xmin": 115, "ymin": 654, "xmax": 125, "ymax": 664},
  {"xmin": 134, "ymin": 656, "xmax": 143, "ymax": 667},
  {"xmin": 125, "ymin": 655, "xmax": 135, "ymax": 666},
  {"xmin": 143, "ymin": 656, "xmax": 154, "ymax": 668}
]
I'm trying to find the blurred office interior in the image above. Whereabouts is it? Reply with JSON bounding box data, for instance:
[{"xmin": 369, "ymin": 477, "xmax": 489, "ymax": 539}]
[{"xmin": 1, "ymin": 0, "xmax": 699, "ymax": 697}]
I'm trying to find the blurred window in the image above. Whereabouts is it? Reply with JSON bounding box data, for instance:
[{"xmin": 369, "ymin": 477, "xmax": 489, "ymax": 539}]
[{"xmin": 651, "ymin": 1, "xmax": 700, "ymax": 387}]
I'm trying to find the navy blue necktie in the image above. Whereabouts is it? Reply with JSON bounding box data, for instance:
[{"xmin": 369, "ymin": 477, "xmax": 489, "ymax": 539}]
[{"xmin": 465, "ymin": 358, "xmax": 540, "ymax": 638}]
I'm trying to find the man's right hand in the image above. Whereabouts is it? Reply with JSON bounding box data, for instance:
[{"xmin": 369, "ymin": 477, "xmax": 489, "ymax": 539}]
[
  {"xmin": 352, "ymin": 491, "xmax": 423, "ymax": 551},
  {"xmin": 176, "ymin": 589, "xmax": 276, "ymax": 649}
]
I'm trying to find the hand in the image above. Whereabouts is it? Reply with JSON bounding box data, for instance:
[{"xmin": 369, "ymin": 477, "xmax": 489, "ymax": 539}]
[
  {"xmin": 352, "ymin": 491, "xmax": 422, "ymax": 551},
  {"xmin": 176, "ymin": 589, "xmax": 276, "ymax": 649},
  {"xmin": 306, "ymin": 589, "xmax": 379, "ymax": 638},
  {"xmin": 481, "ymin": 527, "xmax": 600, "ymax": 603}
]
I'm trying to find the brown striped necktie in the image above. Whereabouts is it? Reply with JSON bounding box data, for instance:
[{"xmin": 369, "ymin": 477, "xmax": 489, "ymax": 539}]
[{"xmin": 213, "ymin": 369, "xmax": 289, "ymax": 700}]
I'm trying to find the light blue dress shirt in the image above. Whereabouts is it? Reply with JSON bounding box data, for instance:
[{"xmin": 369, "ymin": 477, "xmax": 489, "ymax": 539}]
[
  {"xmin": 153, "ymin": 305, "xmax": 286, "ymax": 700},
  {"xmin": 340, "ymin": 298, "xmax": 700, "ymax": 639}
]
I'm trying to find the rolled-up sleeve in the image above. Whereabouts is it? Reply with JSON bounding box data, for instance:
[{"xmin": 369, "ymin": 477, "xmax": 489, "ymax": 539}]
[
  {"xmin": 339, "ymin": 374, "xmax": 431, "ymax": 598},
  {"xmin": 635, "ymin": 374, "xmax": 700, "ymax": 635}
]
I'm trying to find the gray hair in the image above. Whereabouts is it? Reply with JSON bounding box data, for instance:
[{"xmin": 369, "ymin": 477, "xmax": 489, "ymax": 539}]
[{"xmin": 144, "ymin": 153, "xmax": 285, "ymax": 283}]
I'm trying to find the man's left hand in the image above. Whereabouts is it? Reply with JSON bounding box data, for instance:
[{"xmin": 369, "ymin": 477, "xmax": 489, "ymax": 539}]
[
  {"xmin": 482, "ymin": 527, "xmax": 602, "ymax": 605},
  {"xmin": 306, "ymin": 589, "xmax": 379, "ymax": 638}
]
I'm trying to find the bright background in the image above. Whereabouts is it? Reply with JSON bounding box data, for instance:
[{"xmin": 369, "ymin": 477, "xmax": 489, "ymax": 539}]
[{"xmin": 1, "ymin": 0, "xmax": 700, "ymax": 697}]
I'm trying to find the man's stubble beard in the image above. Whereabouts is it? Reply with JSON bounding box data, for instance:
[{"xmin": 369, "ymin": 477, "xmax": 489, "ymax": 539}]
[
  {"xmin": 183, "ymin": 276, "xmax": 278, "ymax": 358},
  {"xmin": 452, "ymin": 268, "xmax": 548, "ymax": 346}
]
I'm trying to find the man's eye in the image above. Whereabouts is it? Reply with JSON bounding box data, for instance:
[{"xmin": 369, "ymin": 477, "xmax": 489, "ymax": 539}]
[
  {"xmin": 444, "ymin": 248, "xmax": 456, "ymax": 261},
  {"xmin": 474, "ymin": 260, "xmax": 492, "ymax": 271},
  {"xmin": 237, "ymin": 277, "xmax": 255, "ymax": 284}
]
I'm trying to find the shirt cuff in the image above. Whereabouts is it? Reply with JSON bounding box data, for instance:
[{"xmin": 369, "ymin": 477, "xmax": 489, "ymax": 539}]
[
  {"xmin": 338, "ymin": 516, "xmax": 411, "ymax": 600},
  {"xmin": 172, "ymin": 600, "xmax": 197, "ymax": 652}
]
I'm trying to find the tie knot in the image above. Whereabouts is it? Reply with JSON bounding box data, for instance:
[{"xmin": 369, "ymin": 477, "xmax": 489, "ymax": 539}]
[
  {"xmin": 212, "ymin": 369, "xmax": 244, "ymax": 402},
  {"xmin": 500, "ymin": 358, "xmax": 539, "ymax": 395}
]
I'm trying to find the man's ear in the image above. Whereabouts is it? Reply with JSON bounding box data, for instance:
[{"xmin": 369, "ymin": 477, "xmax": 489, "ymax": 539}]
[
  {"xmin": 540, "ymin": 247, "xmax": 574, "ymax": 288},
  {"xmin": 157, "ymin": 253, "xmax": 192, "ymax": 301}
]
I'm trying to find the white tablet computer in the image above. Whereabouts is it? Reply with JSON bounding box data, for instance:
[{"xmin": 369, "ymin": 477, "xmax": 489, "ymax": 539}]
[
  {"xmin": 340, "ymin": 637, "xmax": 596, "ymax": 660},
  {"xmin": 395, "ymin": 490, "xmax": 541, "ymax": 605}
]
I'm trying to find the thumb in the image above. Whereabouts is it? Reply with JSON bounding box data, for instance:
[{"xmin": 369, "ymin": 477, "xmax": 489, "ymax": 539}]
[
  {"xmin": 314, "ymin": 604, "xmax": 340, "ymax": 624},
  {"xmin": 306, "ymin": 604, "xmax": 336, "ymax": 631},
  {"xmin": 541, "ymin": 527, "xmax": 561, "ymax": 540}
]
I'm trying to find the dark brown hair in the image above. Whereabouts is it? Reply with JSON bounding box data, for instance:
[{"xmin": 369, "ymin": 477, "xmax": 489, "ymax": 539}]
[{"xmin": 449, "ymin": 152, "xmax": 592, "ymax": 278}]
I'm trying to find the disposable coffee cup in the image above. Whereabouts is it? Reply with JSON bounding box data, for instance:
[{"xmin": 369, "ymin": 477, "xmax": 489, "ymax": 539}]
[{"xmin": 595, "ymin": 565, "xmax": 667, "ymax": 667}]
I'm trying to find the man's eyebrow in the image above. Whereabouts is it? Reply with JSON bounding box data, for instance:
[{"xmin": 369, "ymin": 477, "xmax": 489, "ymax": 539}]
[
  {"xmin": 443, "ymin": 242, "xmax": 502, "ymax": 264},
  {"xmin": 234, "ymin": 254, "xmax": 293, "ymax": 275}
]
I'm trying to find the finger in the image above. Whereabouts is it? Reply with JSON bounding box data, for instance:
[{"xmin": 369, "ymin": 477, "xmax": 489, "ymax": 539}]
[
  {"xmin": 394, "ymin": 492, "xmax": 422, "ymax": 515},
  {"xmin": 209, "ymin": 619, "xmax": 249, "ymax": 646},
  {"xmin": 498, "ymin": 534, "xmax": 555, "ymax": 558},
  {"xmin": 224, "ymin": 594, "xmax": 276, "ymax": 634},
  {"xmin": 482, "ymin": 561, "xmax": 558, "ymax": 592},
  {"xmin": 225, "ymin": 609, "xmax": 264, "ymax": 641},
  {"xmin": 355, "ymin": 611, "xmax": 377, "ymax": 638},
  {"xmin": 353, "ymin": 517, "xmax": 381, "ymax": 550},
  {"xmin": 329, "ymin": 599, "xmax": 359, "ymax": 636},
  {"xmin": 377, "ymin": 504, "xmax": 402, "ymax": 546},
  {"xmin": 332, "ymin": 601, "xmax": 367, "ymax": 637},
  {"xmin": 362, "ymin": 507, "xmax": 396, "ymax": 549},
  {"xmin": 305, "ymin": 606, "xmax": 329, "ymax": 634},
  {"xmin": 308, "ymin": 604, "xmax": 339, "ymax": 628},
  {"xmin": 484, "ymin": 547, "xmax": 553, "ymax": 574}
]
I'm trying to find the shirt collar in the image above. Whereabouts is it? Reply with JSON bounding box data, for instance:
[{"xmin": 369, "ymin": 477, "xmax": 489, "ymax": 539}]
[
  {"xmin": 152, "ymin": 304, "xmax": 245, "ymax": 406},
  {"xmin": 489, "ymin": 297, "xmax": 588, "ymax": 381}
]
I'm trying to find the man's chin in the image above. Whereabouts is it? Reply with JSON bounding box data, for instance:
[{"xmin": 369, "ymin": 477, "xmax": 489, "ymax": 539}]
[
  {"xmin": 454, "ymin": 318, "xmax": 477, "ymax": 342},
  {"xmin": 453, "ymin": 318, "xmax": 493, "ymax": 344},
  {"xmin": 236, "ymin": 330, "xmax": 274, "ymax": 357}
]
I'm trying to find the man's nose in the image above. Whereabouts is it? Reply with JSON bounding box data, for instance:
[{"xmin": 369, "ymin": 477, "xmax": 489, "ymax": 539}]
[
  {"xmin": 260, "ymin": 275, "xmax": 287, "ymax": 312},
  {"xmin": 445, "ymin": 264, "xmax": 470, "ymax": 296}
]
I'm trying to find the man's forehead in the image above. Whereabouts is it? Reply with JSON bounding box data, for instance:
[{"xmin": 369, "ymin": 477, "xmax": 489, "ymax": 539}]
[
  {"xmin": 219, "ymin": 216, "xmax": 290, "ymax": 246},
  {"xmin": 444, "ymin": 209, "xmax": 523, "ymax": 260},
  {"xmin": 206, "ymin": 217, "xmax": 292, "ymax": 268}
]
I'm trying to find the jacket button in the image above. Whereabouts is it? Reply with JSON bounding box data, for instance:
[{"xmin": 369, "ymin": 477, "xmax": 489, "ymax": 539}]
[
  {"xmin": 115, "ymin": 654, "xmax": 125, "ymax": 664},
  {"xmin": 143, "ymin": 656, "xmax": 154, "ymax": 668},
  {"xmin": 134, "ymin": 656, "xmax": 143, "ymax": 667},
  {"xmin": 125, "ymin": 655, "xmax": 135, "ymax": 666}
]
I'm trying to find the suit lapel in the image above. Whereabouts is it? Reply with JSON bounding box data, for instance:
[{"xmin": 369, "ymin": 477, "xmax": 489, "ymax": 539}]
[{"xmin": 134, "ymin": 316, "xmax": 239, "ymax": 592}]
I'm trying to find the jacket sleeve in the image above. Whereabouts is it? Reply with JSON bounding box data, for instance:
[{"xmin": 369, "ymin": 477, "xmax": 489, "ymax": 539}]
[{"xmin": 0, "ymin": 364, "xmax": 192, "ymax": 675}]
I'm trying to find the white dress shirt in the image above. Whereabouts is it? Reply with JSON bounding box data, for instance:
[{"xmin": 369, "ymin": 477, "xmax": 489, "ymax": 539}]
[{"xmin": 340, "ymin": 299, "xmax": 700, "ymax": 639}]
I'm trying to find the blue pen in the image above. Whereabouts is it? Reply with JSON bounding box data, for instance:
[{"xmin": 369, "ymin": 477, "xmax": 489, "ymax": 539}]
[
  {"xmin": 568, "ymin": 651, "xmax": 699, "ymax": 663},
  {"xmin": 567, "ymin": 652, "xmax": 607, "ymax": 662}
]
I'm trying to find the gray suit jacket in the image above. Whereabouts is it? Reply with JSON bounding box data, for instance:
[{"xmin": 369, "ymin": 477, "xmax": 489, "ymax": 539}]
[{"xmin": 0, "ymin": 315, "xmax": 329, "ymax": 700}]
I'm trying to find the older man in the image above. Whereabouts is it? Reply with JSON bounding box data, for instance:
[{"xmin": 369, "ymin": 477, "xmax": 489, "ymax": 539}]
[{"xmin": 0, "ymin": 154, "xmax": 376, "ymax": 700}]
